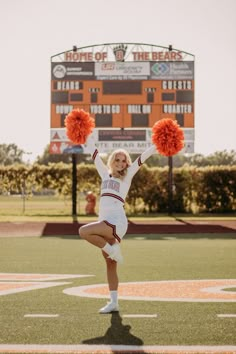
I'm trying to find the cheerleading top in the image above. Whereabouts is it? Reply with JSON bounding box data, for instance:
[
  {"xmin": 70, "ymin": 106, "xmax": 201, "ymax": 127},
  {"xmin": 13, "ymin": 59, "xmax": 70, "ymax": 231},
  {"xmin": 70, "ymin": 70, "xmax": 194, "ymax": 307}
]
[{"xmin": 85, "ymin": 137, "xmax": 156, "ymax": 240}]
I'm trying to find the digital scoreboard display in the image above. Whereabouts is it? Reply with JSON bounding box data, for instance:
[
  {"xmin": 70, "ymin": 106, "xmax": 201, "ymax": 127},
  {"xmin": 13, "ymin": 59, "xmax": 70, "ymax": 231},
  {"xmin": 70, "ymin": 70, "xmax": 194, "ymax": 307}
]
[{"xmin": 50, "ymin": 43, "xmax": 195, "ymax": 154}]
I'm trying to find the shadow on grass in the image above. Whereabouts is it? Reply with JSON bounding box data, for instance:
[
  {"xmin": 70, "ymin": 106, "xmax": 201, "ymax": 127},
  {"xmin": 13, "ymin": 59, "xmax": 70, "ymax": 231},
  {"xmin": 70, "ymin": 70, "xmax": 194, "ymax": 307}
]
[{"xmin": 82, "ymin": 312, "xmax": 144, "ymax": 347}]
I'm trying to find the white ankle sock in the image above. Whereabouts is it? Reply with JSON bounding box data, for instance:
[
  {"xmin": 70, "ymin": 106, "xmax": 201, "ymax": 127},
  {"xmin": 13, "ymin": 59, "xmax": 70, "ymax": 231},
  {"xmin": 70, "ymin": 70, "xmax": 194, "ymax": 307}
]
[
  {"xmin": 110, "ymin": 290, "xmax": 118, "ymax": 304},
  {"xmin": 102, "ymin": 243, "xmax": 113, "ymax": 256}
]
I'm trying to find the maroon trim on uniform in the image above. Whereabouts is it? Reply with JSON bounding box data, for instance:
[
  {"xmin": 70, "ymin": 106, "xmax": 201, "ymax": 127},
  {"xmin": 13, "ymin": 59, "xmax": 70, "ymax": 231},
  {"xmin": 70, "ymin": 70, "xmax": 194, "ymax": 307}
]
[
  {"xmin": 92, "ymin": 149, "xmax": 98, "ymax": 160},
  {"xmin": 103, "ymin": 220, "xmax": 121, "ymax": 243},
  {"xmin": 138, "ymin": 156, "xmax": 142, "ymax": 166},
  {"xmin": 101, "ymin": 193, "xmax": 125, "ymax": 204}
]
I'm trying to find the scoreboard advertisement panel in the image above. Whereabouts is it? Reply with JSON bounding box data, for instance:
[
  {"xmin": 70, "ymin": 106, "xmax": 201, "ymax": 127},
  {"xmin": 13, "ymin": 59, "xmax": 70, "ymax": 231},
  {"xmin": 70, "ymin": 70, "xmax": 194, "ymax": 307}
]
[{"xmin": 50, "ymin": 43, "xmax": 195, "ymax": 154}]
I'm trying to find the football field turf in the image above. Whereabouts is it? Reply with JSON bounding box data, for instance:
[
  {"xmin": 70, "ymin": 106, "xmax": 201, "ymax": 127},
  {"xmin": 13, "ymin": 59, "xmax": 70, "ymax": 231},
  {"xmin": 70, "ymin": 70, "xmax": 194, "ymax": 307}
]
[{"xmin": 0, "ymin": 233, "xmax": 235, "ymax": 353}]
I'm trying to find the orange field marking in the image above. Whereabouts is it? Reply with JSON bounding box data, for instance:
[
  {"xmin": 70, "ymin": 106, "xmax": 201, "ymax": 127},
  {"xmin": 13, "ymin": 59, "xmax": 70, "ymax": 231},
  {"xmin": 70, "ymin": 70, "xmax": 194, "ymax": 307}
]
[
  {"xmin": 0, "ymin": 273, "xmax": 235, "ymax": 302},
  {"xmin": 64, "ymin": 279, "xmax": 236, "ymax": 302},
  {"xmin": 0, "ymin": 273, "xmax": 94, "ymax": 296}
]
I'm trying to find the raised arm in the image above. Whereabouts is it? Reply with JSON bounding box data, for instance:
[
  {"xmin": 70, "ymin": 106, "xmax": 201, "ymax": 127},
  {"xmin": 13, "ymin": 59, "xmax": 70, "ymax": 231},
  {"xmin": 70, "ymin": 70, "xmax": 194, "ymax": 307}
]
[
  {"xmin": 84, "ymin": 134, "xmax": 108, "ymax": 178},
  {"xmin": 127, "ymin": 144, "xmax": 157, "ymax": 179}
]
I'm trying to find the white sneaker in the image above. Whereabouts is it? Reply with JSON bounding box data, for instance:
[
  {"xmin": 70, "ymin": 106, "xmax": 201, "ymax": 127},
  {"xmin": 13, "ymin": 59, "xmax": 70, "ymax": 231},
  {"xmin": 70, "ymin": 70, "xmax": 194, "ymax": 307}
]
[
  {"xmin": 99, "ymin": 301, "xmax": 119, "ymax": 314},
  {"xmin": 108, "ymin": 243, "xmax": 123, "ymax": 264}
]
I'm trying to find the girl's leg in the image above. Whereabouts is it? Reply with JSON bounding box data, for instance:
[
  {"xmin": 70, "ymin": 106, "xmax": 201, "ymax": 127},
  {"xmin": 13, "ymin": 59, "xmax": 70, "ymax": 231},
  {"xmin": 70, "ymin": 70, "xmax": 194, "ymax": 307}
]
[
  {"xmin": 79, "ymin": 222, "xmax": 122, "ymax": 313},
  {"xmin": 79, "ymin": 221, "xmax": 123, "ymax": 263},
  {"xmin": 99, "ymin": 250, "xmax": 119, "ymax": 314},
  {"xmin": 79, "ymin": 221, "xmax": 115, "ymax": 248},
  {"xmin": 102, "ymin": 250, "xmax": 118, "ymax": 291}
]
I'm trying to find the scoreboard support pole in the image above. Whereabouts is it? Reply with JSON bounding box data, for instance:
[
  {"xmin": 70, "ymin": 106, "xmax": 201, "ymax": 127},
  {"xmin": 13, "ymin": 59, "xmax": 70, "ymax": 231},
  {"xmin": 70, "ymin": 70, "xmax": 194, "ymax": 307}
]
[
  {"xmin": 72, "ymin": 153, "xmax": 77, "ymax": 219},
  {"xmin": 168, "ymin": 156, "xmax": 173, "ymax": 216}
]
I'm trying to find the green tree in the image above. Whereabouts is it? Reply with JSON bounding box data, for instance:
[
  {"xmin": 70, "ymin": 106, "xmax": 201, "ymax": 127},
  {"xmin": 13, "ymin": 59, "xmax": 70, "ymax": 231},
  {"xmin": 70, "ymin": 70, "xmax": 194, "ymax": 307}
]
[
  {"xmin": 146, "ymin": 150, "xmax": 236, "ymax": 168},
  {"xmin": 0, "ymin": 144, "xmax": 25, "ymax": 165},
  {"xmin": 207, "ymin": 150, "xmax": 236, "ymax": 166},
  {"xmin": 187, "ymin": 150, "xmax": 236, "ymax": 166}
]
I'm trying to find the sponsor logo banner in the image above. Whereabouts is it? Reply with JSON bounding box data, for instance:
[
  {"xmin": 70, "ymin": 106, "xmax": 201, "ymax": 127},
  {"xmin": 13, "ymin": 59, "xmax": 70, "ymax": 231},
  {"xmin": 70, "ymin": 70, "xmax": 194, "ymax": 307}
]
[
  {"xmin": 49, "ymin": 142, "xmax": 83, "ymax": 154},
  {"xmin": 50, "ymin": 128, "xmax": 194, "ymax": 154},
  {"xmin": 95, "ymin": 62, "xmax": 149, "ymax": 79},
  {"xmin": 99, "ymin": 129, "xmax": 146, "ymax": 141},
  {"xmin": 150, "ymin": 62, "xmax": 194, "ymax": 80},
  {"xmin": 51, "ymin": 62, "xmax": 95, "ymax": 80},
  {"xmin": 51, "ymin": 129, "xmax": 68, "ymax": 141}
]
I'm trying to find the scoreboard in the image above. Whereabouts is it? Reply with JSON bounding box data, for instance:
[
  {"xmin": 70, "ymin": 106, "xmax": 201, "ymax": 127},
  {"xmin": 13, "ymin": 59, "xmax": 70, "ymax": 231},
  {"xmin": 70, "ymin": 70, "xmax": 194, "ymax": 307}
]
[{"xmin": 50, "ymin": 43, "xmax": 195, "ymax": 154}]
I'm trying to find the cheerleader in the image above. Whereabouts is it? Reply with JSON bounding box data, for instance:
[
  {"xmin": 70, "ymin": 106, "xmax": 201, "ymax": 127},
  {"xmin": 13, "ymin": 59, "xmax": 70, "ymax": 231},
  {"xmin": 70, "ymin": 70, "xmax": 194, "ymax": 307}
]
[
  {"xmin": 79, "ymin": 135, "xmax": 156, "ymax": 313},
  {"xmin": 65, "ymin": 109, "xmax": 184, "ymax": 314}
]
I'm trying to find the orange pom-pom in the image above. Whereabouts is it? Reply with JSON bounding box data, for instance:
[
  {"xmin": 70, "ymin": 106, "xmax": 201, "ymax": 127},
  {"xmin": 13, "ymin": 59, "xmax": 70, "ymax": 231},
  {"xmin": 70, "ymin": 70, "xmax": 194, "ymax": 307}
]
[
  {"xmin": 152, "ymin": 118, "xmax": 184, "ymax": 156},
  {"xmin": 64, "ymin": 109, "xmax": 95, "ymax": 144}
]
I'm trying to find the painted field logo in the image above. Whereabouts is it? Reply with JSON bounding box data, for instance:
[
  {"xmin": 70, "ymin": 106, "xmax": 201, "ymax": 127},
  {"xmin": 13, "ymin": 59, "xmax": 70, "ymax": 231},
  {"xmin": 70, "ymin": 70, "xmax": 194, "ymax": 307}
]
[
  {"xmin": 0, "ymin": 273, "xmax": 93, "ymax": 296},
  {"xmin": 1, "ymin": 274, "xmax": 235, "ymax": 303},
  {"xmin": 64, "ymin": 279, "xmax": 236, "ymax": 302}
]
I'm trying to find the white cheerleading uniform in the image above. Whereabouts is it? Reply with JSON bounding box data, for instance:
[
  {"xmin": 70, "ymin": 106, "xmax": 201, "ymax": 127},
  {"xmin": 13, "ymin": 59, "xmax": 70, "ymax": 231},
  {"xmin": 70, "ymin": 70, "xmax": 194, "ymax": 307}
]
[{"xmin": 86, "ymin": 138, "xmax": 156, "ymax": 242}]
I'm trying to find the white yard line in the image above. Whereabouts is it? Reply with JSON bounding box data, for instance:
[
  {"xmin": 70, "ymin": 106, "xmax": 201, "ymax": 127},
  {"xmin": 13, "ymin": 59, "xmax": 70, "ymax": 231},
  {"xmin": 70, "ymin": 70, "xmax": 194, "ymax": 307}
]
[
  {"xmin": 0, "ymin": 344, "xmax": 236, "ymax": 353},
  {"xmin": 0, "ymin": 273, "xmax": 94, "ymax": 281},
  {"xmin": 24, "ymin": 314, "xmax": 59, "ymax": 318},
  {"xmin": 123, "ymin": 314, "xmax": 158, "ymax": 318}
]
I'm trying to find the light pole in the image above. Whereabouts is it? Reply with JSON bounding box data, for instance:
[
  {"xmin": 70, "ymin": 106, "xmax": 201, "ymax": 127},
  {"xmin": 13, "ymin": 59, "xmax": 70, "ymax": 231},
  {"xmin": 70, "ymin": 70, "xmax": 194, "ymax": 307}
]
[
  {"xmin": 21, "ymin": 151, "xmax": 32, "ymax": 213},
  {"xmin": 168, "ymin": 156, "xmax": 173, "ymax": 215}
]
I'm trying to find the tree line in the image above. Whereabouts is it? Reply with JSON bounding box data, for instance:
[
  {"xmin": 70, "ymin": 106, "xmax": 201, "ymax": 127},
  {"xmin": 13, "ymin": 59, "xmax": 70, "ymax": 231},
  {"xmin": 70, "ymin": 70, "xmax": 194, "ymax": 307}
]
[
  {"xmin": 1, "ymin": 143, "xmax": 235, "ymax": 214},
  {"xmin": 1, "ymin": 143, "xmax": 236, "ymax": 167},
  {"xmin": 0, "ymin": 162, "xmax": 235, "ymax": 214}
]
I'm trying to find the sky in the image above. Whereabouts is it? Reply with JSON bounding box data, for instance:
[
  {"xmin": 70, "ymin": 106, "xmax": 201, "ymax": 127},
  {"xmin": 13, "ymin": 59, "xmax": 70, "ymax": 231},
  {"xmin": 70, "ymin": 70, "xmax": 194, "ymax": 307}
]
[{"xmin": 0, "ymin": 0, "xmax": 236, "ymax": 162}]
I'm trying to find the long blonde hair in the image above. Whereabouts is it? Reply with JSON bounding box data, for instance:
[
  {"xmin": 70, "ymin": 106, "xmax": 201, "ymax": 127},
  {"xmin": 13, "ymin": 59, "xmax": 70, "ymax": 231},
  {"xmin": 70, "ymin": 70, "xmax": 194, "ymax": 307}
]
[{"xmin": 107, "ymin": 149, "xmax": 132, "ymax": 178}]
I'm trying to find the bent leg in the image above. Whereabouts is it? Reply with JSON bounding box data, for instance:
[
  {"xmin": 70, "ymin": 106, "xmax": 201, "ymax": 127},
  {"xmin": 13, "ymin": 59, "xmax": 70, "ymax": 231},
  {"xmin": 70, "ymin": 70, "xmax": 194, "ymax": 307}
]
[
  {"xmin": 79, "ymin": 221, "xmax": 123, "ymax": 263},
  {"xmin": 79, "ymin": 221, "xmax": 115, "ymax": 248}
]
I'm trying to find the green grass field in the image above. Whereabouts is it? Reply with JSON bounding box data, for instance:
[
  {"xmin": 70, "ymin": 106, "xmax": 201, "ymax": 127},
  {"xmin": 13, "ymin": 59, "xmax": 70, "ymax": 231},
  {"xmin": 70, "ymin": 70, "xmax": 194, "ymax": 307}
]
[
  {"xmin": 0, "ymin": 233, "xmax": 235, "ymax": 349},
  {"xmin": 1, "ymin": 195, "xmax": 235, "ymax": 222}
]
